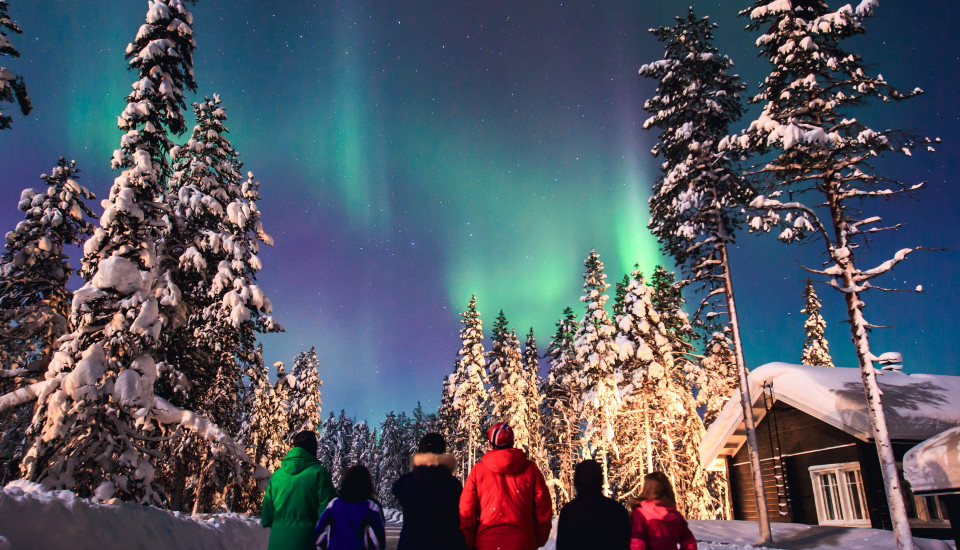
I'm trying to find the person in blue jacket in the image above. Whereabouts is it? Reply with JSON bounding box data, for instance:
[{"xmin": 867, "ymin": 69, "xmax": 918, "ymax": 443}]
[{"xmin": 315, "ymin": 464, "xmax": 386, "ymax": 550}]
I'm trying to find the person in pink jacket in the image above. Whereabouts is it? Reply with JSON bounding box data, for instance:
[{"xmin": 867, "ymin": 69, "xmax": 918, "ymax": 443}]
[{"xmin": 630, "ymin": 472, "xmax": 697, "ymax": 550}]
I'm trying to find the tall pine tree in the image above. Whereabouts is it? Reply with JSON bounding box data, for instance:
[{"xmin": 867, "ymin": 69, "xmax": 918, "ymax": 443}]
[
  {"xmin": 448, "ymin": 295, "xmax": 489, "ymax": 476},
  {"xmin": 640, "ymin": 8, "xmax": 769, "ymax": 538},
  {"xmin": 573, "ymin": 250, "xmax": 620, "ymax": 495},
  {"xmin": 542, "ymin": 308, "xmax": 581, "ymax": 509},
  {"xmin": 729, "ymin": 1, "xmax": 931, "ymax": 545}
]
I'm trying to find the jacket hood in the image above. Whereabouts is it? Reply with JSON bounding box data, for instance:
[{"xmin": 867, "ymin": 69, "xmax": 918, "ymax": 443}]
[
  {"xmin": 411, "ymin": 452, "xmax": 456, "ymax": 473},
  {"xmin": 479, "ymin": 447, "xmax": 530, "ymax": 474},
  {"xmin": 279, "ymin": 446, "xmax": 321, "ymax": 475},
  {"xmin": 638, "ymin": 499, "xmax": 684, "ymax": 521}
]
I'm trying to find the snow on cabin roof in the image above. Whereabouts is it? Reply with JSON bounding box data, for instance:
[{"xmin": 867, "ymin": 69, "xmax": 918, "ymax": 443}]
[
  {"xmin": 700, "ymin": 362, "xmax": 960, "ymax": 467},
  {"xmin": 904, "ymin": 426, "xmax": 960, "ymax": 495}
]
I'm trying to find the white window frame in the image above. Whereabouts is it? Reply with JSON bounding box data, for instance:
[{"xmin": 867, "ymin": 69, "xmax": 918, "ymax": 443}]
[{"xmin": 809, "ymin": 462, "xmax": 872, "ymax": 527}]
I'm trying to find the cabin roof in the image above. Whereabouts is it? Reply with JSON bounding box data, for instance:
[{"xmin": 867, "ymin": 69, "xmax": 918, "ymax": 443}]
[
  {"xmin": 700, "ymin": 362, "xmax": 960, "ymax": 466},
  {"xmin": 904, "ymin": 426, "xmax": 960, "ymax": 495}
]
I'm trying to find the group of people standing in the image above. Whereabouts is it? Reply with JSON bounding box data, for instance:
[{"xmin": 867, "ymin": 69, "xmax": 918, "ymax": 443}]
[{"xmin": 260, "ymin": 423, "xmax": 697, "ymax": 550}]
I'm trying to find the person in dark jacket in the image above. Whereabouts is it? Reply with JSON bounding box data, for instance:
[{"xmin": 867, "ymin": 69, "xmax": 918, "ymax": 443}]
[
  {"xmin": 392, "ymin": 433, "xmax": 466, "ymax": 550},
  {"xmin": 556, "ymin": 459, "xmax": 630, "ymax": 550},
  {"xmin": 315, "ymin": 464, "xmax": 387, "ymax": 550},
  {"xmin": 459, "ymin": 422, "xmax": 553, "ymax": 550},
  {"xmin": 262, "ymin": 431, "xmax": 338, "ymax": 550}
]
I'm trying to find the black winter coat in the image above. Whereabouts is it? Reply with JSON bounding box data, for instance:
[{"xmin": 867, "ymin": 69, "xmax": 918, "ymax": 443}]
[
  {"xmin": 392, "ymin": 452, "xmax": 467, "ymax": 550},
  {"xmin": 556, "ymin": 492, "xmax": 631, "ymax": 550}
]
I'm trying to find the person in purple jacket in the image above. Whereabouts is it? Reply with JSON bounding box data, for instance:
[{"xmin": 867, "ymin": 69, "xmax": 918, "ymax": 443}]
[{"xmin": 314, "ymin": 465, "xmax": 387, "ymax": 550}]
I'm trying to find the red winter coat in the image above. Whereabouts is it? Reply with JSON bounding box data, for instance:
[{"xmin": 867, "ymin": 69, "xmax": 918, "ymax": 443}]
[
  {"xmin": 630, "ymin": 500, "xmax": 697, "ymax": 550},
  {"xmin": 459, "ymin": 448, "xmax": 553, "ymax": 550}
]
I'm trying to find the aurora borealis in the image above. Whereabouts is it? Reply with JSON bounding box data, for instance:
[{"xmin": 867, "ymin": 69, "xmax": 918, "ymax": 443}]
[{"xmin": 1, "ymin": 1, "xmax": 958, "ymax": 422}]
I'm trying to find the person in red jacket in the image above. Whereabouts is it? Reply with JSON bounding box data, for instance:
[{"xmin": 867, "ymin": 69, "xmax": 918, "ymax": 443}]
[
  {"xmin": 630, "ymin": 472, "xmax": 697, "ymax": 550},
  {"xmin": 459, "ymin": 422, "xmax": 553, "ymax": 550}
]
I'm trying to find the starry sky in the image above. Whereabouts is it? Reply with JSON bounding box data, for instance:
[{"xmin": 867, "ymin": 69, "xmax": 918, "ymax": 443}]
[{"xmin": 1, "ymin": 1, "xmax": 958, "ymax": 423}]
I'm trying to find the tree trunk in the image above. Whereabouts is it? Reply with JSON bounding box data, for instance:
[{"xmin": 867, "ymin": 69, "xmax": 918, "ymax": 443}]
[
  {"xmin": 720, "ymin": 242, "xmax": 773, "ymax": 545},
  {"xmin": 826, "ymin": 182, "xmax": 915, "ymax": 550}
]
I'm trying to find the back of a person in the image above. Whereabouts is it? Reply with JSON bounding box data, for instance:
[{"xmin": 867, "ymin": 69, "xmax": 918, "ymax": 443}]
[
  {"xmin": 315, "ymin": 464, "xmax": 386, "ymax": 550},
  {"xmin": 629, "ymin": 472, "xmax": 696, "ymax": 550},
  {"xmin": 470, "ymin": 450, "xmax": 539, "ymax": 547},
  {"xmin": 632, "ymin": 500, "xmax": 691, "ymax": 550},
  {"xmin": 261, "ymin": 432, "xmax": 336, "ymax": 550},
  {"xmin": 558, "ymin": 494, "xmax": 630, "ymax": 549},
  {"xmin": 459, "ymin": 423, "xmax": 552, "ymax": 550},
  {"xmin": 318, "ymin": 497, "xmax": 384, "ymax": 550},
  {"xmin": 557, "ymin": 459, "xmax": 630, "ymax": 550},
  {"xmin": 393, "ymin": 434, "xmax": 464, "ymax": 550}
]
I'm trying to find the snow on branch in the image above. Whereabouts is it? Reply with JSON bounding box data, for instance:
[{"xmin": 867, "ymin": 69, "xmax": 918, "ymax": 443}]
[
  {"xmin": 856, "ymin": 247, "xmax": 929, "ymax": 282},
  {"xmin": 0, "ymin": 376, "xmax": 61, "ymax": 414},
  {"xmin": 151, "ymin": 396, "xmax": 268, "ymax": 479}
]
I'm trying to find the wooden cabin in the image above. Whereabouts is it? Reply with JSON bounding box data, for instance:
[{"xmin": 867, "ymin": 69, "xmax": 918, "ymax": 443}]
[{"xmin": 700, "ymin": 363, "xmax": 960, "ymax": 542}]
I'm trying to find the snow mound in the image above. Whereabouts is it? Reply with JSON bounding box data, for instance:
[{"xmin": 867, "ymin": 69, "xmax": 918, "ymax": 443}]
[{"xmin": 0, "ymin": 482, "xmax": 267, "ymax": 550}]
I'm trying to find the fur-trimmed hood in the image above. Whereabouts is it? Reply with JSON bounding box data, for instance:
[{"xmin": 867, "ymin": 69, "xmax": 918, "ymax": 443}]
[{"xmin": 411, "ymin": 452, "xmax": 456, "ymax": 473}]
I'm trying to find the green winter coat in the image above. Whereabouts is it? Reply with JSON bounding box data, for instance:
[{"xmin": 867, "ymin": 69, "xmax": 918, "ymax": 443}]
[{"xmin": 261, "ymin": 447, "xmax": 337, "ymax": 550}]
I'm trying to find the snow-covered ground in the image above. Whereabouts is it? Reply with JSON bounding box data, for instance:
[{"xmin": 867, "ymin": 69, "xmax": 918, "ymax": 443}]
[{"xmin": 0, "ymin": 481, "xmax": 953, "ymax": 550}]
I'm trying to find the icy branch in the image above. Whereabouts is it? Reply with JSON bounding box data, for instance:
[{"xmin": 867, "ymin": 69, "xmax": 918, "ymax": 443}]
[
  {"xmin": 151, "ymin": 396, "xmax": 257, "ymax": 469},
  {"xmin": 0, "ymin": 376, "xmax": 61, "ymax": 414},
  {"xmin": 857, "ymin": 247, "xmax": 923, "ymax": 282}
]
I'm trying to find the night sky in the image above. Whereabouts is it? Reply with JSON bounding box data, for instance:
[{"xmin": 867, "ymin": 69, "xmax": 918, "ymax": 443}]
[{"xmin": 1, "ymin": 1, "xmax": 958, "ymax": 423}]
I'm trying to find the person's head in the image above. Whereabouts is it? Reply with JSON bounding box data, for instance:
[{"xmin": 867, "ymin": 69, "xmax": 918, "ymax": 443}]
[
  {"xmin": 340, "ymin": 464, "xmax": 376, "ymax": 503},
  {"xmin": 573, "ymin": 459, "xmax": 604, "ymax": 496},
  {"xmin": 292, "ymin": 430, "xmax": 318, "ymax": 457},
  {"xmin": 487, "ymin": 422, "xmax": 514, "ymax": 449},
  {"xmin": 417, "ymin": 432, "xmax": 446, "ymax": 455},
  {"xmin": 638, "ymin": 471, "xmax": 676, "ymax": 507}
]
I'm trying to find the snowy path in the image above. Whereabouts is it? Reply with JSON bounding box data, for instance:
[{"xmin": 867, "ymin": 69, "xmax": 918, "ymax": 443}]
[{"xmin": 0, "ymin": 484, "xmax": 954, "ymax": 550}]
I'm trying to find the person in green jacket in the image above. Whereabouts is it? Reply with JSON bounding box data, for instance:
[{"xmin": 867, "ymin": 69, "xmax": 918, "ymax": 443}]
[{"xmin": 262, "ymin": 431, "xmax": 337, "ymax": 550}]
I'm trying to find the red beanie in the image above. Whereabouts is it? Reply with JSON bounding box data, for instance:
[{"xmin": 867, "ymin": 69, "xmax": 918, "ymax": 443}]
[{"xmin": 488, "ymin": 422, "xmax": 514, "ymax": 449}]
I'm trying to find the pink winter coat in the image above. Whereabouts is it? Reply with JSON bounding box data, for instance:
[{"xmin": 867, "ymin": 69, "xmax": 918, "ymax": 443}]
[{"xmin": 630, "ymin": 500, "xmax": 697, "ymax": 550}]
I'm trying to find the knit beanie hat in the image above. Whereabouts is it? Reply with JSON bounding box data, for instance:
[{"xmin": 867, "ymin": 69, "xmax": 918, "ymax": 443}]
[{"xmin": 488, "ymin": 422, "xmax": 514, "ymax": 449}]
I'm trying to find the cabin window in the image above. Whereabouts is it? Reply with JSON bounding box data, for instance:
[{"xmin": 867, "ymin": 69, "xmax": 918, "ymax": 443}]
[
  {"xmin": 897, "ymin": 464, "xmax": 951, "ymax": 526},
  {"xmin": 809, "ymin": 462, "xmax": 871, "ymax": 527}
]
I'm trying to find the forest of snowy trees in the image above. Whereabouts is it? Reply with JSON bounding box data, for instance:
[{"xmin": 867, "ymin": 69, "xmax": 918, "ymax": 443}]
[{"xmin": 0, "ymin": 1, "xmax": 939, "ymax": 549}]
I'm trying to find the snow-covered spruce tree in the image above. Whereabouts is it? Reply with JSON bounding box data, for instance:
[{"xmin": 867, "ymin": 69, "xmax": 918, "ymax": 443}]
[
  {"xmin": 449, "ymin": 295, "xmax": 489, "ymax": 476},
  {"xmin": 0, "ymin": 1, "xmax": 31, "ymax": 130},
  {"xmin": 408, "ymin": 402, "xmax": 437, "ymax": 457},
  {"xmin": 348, "ymin": 419, "xmax": 372, "ymax": 472},
  {"xmin": 1, "ymin": 0, "xmax": 250, "ymax": 504},
  {"xmin": 542, "ymin": 307, "xmax": 581, "ymax": 509},
  {"xmin": 263, "ymin": 361, "xmax": 293, "ymax": 471},
  {"xmin": 160, "ymin": 96, "xmax": 283, "ymax": 509},
  {"xmin": 521, "ymin": 328, "xmax": 547, "ymax": 474},
  {"xmin": 573, "ymin": 249, "xmax": 621, "ymax": 496},
  {"xmin": 726, "ymin": 1, "xmax": 932, "ymax": 546},
  {"xmin": 288, "ymin": 347, "xmax": 323, "ymax": 432},
  {"xmin": 0, "ymin": 159, "xmax": 96, "ymax": 479},
  {"xmin": 613, "ymin": 269, "xmax": 712, "ymax": 517},
  {"xmin": 436, "ymin": 368, "xmax": 459, "ymax": 458},
  {"xmin": 640, "ymin": 8, "xmax": 769, "ymax": 538},
  {"xmin": 698, "ymin": 330, "xmax": 738, "ymax": 429},
  {"xmin": 800, "ymin": 278, "xmax": 834, "ymax": 367},
  {"xmin": 0, "ymin": 160, "xmax": 96, "ymax": 374},
  {"xmin": 376, "ymin": 411, "xmax": 407, "ymax": 508},
  {"xmin": 236, "ymin": 345, "xmax": 274, "ymax": 511},
  {"xmin": 318, "ymin": 412, "xmax": 342, "ymax": 486},
  {"xmin": 487, "ymin": 313, "xmax": 539, "ymax": 455},
  {"xmin": 335, "ymin": 410, "xmax": 354, "ymax": 481}
]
